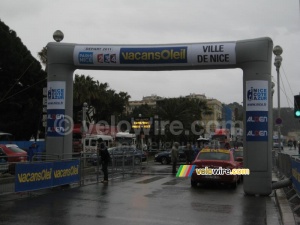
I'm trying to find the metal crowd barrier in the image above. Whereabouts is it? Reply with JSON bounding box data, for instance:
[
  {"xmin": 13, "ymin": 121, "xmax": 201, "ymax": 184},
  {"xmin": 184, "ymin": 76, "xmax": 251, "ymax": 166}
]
[{"xmin": 0, "ymin": 152, "xmax": 147, "ymax": 196}]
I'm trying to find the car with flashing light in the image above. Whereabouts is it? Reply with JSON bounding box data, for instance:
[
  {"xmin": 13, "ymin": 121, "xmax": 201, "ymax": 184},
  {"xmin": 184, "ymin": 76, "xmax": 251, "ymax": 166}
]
[
  {"xmin": 0, "ymin": 144, "xmax": 27, "ymax": 174},
  {"xmin": 191, "ymin": 143, "xmax": 242, "ymax": 188},
  {"xmin": 154, "ymin": 146, "xmax": 188, "ymax": 165}
]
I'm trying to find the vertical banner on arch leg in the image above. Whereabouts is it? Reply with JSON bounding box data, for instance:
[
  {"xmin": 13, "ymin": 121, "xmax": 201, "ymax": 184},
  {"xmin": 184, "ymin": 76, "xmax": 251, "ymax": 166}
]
[{"xmin": 47, "ymin": 81, "xmax": 66, "ymax": 137}]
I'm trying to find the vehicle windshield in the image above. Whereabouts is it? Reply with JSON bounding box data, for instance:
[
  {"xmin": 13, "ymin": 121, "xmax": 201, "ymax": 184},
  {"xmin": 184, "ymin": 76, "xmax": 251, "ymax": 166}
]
[
  {"xmin": 7, "ymin": 146, "xmax": 25, "ymax": 153},
  {"xmin": 234, "ymin": 151, "xmax": 243, "ymax": 158},
  {"xmin": 197, "ymin": 152, "xmax": 230, "ymax": 161}
]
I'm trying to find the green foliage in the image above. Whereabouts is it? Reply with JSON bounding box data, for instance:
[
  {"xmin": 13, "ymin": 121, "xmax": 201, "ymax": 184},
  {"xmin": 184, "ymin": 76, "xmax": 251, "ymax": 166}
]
[
  {"xmin": 73, "ymin": 74, "xmax": 130, "ymax": 123},
  {"xmin": 130, "ymin": 98, "xmax": 211, "ymax": 143},
  {"xmin": 0, "ymin": 20, "xmax": 47, "ymax": 140}
]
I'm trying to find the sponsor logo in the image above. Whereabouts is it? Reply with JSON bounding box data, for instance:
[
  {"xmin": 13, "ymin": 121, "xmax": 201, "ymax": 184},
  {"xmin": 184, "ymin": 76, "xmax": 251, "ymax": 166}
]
[
  {"xmin": 47, "ymin": 114, "xmax": 65, "ymax": 120},
  {"xmin": 97, "ymin": 54, "xmax": 117, "ymax": 63},
  {"xmin": 48, "ymin": 88, "xmax": 64, "ymax": 100},
  {"xmin": 247, "ymin": 130, "xmax": 268, "ymax": 137},
  {"xmin": 120, "ymin": 47, "xmax": 187, "ymax": 64},
  {"xmin": 78, "ymin": 52, "xmax": 93, "ymax": 64},
  {"xmin": 247, "ymin": 116, "xmax": 268, "ymax": 123},
  {"xmin": 97, "ymin": 54, "xmax": 116, "ymax": 63},
  {"xmin": 247, "ymin": 87, "xmax": 267, "ymax": 101}
]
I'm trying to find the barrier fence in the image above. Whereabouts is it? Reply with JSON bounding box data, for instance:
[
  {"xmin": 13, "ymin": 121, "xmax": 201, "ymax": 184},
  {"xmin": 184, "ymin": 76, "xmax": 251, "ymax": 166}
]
[
  {"xmin": 0, "ymin": 151, "xmax": 148, "ymax": 196},
  {"xmin": 276, "ymin": 152, "xmax": 300, "ymax": 197}
]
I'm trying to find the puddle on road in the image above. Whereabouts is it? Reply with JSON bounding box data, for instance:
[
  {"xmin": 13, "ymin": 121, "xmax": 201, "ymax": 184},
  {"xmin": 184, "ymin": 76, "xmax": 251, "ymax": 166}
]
[
  {"xmin": 136, "ymin": 176, "xmax": 165, "ymax": 184},
  {"xmin": 191, "ymin": 202, "xmax": 233, "ymax": 214}
]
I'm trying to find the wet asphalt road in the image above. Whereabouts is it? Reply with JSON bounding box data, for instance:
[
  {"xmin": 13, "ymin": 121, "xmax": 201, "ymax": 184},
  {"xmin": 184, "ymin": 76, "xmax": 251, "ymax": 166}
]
[{"xmin": 0, "ymin": 165, "xmax": 281, "ymax": 225}]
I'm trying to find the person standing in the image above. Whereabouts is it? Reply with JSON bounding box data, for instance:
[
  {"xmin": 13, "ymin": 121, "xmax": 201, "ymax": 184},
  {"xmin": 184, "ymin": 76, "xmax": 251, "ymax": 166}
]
[
  {"xmin": 171, "ymin": 142, "xmax": 179, "ymax": 174},
  {"xmin": 27, "ymin": 142, "xmax": 38, "ymax": 161},
  {"xmin": 293, "ymin": 140, "xmax": 297, "ymax": 150},
  {"xmin": 97, "ymin": 138, "xmax": 111, "ymax": 183},
  {"xmin": 185, "ymin": 143, "xmax": 194, "ymax": 164}
]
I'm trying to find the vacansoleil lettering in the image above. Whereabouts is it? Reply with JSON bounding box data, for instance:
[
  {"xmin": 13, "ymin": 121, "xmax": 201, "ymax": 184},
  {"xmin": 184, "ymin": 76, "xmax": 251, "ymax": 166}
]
[
  {"xmin": 121, "ymin": 49, "xmax": 186, "ymax": 61},
  {"xmin": 17, "ymin": 169, "xmax": 52, "ymax": 183},
  {"xmin": 53, "ymin": 165, "xmax": 79, "ymax": 178}
]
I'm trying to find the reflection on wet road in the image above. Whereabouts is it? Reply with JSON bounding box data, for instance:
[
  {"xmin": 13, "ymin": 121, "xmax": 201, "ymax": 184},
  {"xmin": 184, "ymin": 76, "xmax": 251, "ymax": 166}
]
[{"xmin": 0, "ymin": 165, "xmax": 281, "ymax": 225}]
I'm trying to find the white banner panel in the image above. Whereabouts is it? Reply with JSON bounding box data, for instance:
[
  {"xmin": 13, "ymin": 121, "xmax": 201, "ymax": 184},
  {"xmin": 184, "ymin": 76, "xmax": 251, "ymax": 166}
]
[
  {"xmin": 73, "ymin": 42, "xmax": 236, "ymax": 67},
  {"xmin": 246, "ymin": 80, "xmax": 268, "ymax": 111}
]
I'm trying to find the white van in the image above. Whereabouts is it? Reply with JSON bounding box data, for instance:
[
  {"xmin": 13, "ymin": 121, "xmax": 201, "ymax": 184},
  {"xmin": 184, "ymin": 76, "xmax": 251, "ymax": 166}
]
[
  {"xmin": 0, "ymin": 132, "xmax": 14, "ymax": 142},
  {"xmin": 82, "ymin": 134, "xmax": 113, "ymax": 155},
  {"xmin": 115, "ymin": 132, "xmax": 136, "ymax": 147}
]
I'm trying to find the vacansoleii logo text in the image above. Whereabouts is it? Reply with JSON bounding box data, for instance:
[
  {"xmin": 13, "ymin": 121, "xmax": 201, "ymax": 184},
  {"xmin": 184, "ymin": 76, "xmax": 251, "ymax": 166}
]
[{"xmin": 119, "ymin": 47, "xmax": 187, "ymax": 64}]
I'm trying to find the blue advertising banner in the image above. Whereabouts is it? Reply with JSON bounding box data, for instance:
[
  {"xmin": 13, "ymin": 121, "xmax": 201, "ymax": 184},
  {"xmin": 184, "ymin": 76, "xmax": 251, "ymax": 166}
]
[
  {"xmin": 291, "ymin": 158, "xmax": 300, "ymax": 194},
  {"xmin": 52, "ymin": 160, "xmax": 80, "ymax": 186},
  {"xmin": 245, "ymin": 111, "xmax": 268, "ymax": 141},
  {"xmin": 15, "ymin": 160, "xmax": 80, "ymax": 192},
  {"xmin": 15, "ymin": 162, "xmax": 53, "ymax": 192},
  {"xmin": 47, "ymin": 109, "xmax": 66, "ymax": 137}
]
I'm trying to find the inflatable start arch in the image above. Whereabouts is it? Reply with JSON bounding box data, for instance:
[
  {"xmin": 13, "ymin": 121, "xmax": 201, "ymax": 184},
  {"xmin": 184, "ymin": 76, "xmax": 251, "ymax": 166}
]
[{"xmin": 47, "ymin": 37, "xmax": 273, "ymax": 195}]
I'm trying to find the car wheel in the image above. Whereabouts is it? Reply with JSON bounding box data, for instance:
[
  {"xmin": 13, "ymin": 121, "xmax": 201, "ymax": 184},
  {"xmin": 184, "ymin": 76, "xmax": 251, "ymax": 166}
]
[
  {"xmin": 134, "ymin": 157, "xmax": 141, "ymax": 165},
  {"xmin": 161, "ymin": 157, "xmax": 168, "ymax": 165},
  {"xmin": 191, "ymin": 180, "xmax": 197, "ymax": 187}
]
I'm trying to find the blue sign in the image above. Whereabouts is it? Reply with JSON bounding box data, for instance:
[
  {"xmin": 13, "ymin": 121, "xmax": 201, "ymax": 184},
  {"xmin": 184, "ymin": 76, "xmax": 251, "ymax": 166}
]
[
  {"xmin": 15, "ymin": 162, "xmax": 53, "ymax": 192},
  {"xmin": 15, "ymin": 160, "xmax": 80, "ymax": 192},
  {"xmin": 52, "ymin": 160, "xmax": 80, "ymax": 186},
  {"xmin": 78, "ymin": 52, "xmax": 93, "ymax": 64},
  {"xmin": 246, "ymin": 111, "xmax": 268, "ymax": 141},
  {"xmin": 120, "ymin": 47, "xmax": 187, "ymax": 64},
  {"xmin": 47, "ymin": 109, "xmax": 65, "ymax": 136}
]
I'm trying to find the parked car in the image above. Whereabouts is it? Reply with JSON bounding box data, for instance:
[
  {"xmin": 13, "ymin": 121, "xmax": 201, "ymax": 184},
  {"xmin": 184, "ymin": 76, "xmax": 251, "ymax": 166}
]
[
  {"xmin": 0, "ymin": 144, "xmax": 27, "ymax": 174},
  {"xmin": 191, "ymin": 147, "xmax": 242, "ymax": 188},
  {"xmin": 154, "ymin": 146, "xmax": 187, "ymax": 165},
  {"xmin": 90, "ymin": 146, "xmax": 146, "ymax": 166},
  {"xmin": 273, "ymin": 142, "xmax": 283, "ymax": 150}
]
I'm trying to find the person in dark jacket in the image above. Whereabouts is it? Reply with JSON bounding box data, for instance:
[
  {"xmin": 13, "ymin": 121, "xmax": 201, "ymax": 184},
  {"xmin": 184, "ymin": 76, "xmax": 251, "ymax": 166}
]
[
  {"xmin": 97, "ymin": 138, "xmax": 111, "ymax": 183},
  {"xmin": 171, "ymin": 142, "xmax": 179, "ymax": 174}
]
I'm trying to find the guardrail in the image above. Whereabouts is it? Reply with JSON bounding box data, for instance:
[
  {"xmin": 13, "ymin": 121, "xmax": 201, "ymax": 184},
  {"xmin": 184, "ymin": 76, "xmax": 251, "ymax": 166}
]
[
  {"xmin": 274, "ymin": 152, "xmax": 300, "ymax": 214},
  {"xmin": 0, "ymin": 152, "xmax": 148, "ymax": 197}
]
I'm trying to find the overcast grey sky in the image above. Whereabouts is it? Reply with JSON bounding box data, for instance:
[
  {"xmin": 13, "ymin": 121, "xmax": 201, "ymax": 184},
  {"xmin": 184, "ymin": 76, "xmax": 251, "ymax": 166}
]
[{"xmin": 0, "ymin": 0, "xmax": 299, "ymax": 107}]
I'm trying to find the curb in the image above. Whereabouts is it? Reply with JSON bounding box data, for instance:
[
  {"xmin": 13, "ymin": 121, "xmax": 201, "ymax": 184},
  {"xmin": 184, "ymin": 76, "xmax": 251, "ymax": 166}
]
[{"xmin": 275, "ymin": 187, "xmax": 296, "ymax": 225}]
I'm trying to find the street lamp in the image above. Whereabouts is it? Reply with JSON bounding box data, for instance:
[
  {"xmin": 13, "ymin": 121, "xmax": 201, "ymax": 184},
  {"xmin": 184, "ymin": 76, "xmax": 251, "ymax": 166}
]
[
  {"xmin": 273, "ymin": 45, "xmax": 283, "ymax": 152},
  {"xmin": 82, "ymin": 102, "xmax": 88, "ymax": 134},
  {"xmin": 139, "ymin": 114, "xmax": 144, "ymax": 150},
  {"xmin": 53, "ymin": 30, "xmax": 64, "ymax": 42}
]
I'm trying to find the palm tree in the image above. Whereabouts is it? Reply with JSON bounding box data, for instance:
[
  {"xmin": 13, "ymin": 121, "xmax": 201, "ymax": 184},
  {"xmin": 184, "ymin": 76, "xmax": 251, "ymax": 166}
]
[
  {"xmin": 156, "ymin": 98, "xmax": 212, "ymax": 144},
  {"xmin": 37, "ymin": 47, "xmax": 47, "ymax": 68}
]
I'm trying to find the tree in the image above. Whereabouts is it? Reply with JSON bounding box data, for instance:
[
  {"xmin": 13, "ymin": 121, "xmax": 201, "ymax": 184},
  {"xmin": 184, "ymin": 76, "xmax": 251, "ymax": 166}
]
[
  {"xmin": 0, "ymin": 20, "xmax": 47, "ymax": 140},
  {"xmin": 156, "ymin": 98, "xmax": 212, "ymax": 144},
  {"xmin": 73, "ymin": 74, "xmax": 131, "ymax": 124}
]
